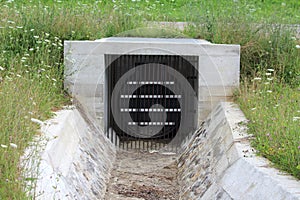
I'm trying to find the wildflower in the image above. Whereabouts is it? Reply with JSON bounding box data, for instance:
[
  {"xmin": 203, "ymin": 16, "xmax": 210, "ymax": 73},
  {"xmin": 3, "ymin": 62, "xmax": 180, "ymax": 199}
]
[
  {"xmin": 30, "ymin": 29, "xmax": 35, "ymax": 31},
  {"xmin": 293, "ymin": 117, "xmax": 300, "ymax": 121},
  {"xmin": 298, "ymin": 145, "xmax": 300, "ymax": 150},
  {"xmin": 1, "ymin": 144, "xmax": 8, "ymax": 148},
  {"xmin": 33, "ymin": 35, "xmax": 39, "ymax": 39},
  {"xmin": 265, "ymin": 73, "xmax": 272, "ymax": 76},
  {"xmin": 267, "ymin": 78, "xmax": 273, "ymax": 81},
  {"xmin": 267, "ymin": 69, "xmax": 274, "ymax": 72},
  {"xmin": 10, "ymin": 143, "xmax": 17, "ymax": 148},
  {"xmin": 267, "ymin": 90, "xmax": 272, "ymax": 93},
  {"xmin": 16, "ymin": 26, "xmax": 23, "ymax": 29},
  {"xmin": 296, "ymin": 45, "xmax": 300, "ymax": 49},
  {"xmin": 7, "ymin": 20, "xmax": 15, "ymax": 24},
  {"xmin": 253, "ymin": 77, "xmax": 261, "ymax": 80},
  {"xmin": 251, "ymin": 107, "xmax": 256, "ymax": 111},
  {"xmin": 0, "ymin": 66, "xmax": 4, "ymax": 71},
  {"xmin": 264, "ymin": 82, "xmax": 270, "ymax": 85},
  {"xmin": 31, "ymin": 118, "xmax": 44, "ymax": 125},
  {"xmin": 16, "ymin": 74, "xmax": 21, "ymax": 78}
]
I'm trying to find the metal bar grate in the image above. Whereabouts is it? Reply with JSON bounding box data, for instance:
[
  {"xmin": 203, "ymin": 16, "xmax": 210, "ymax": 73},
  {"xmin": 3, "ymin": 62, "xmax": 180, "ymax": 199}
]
[{"xmin": 105, "ymin": 55, "xmax": 198, "ymax": 151}]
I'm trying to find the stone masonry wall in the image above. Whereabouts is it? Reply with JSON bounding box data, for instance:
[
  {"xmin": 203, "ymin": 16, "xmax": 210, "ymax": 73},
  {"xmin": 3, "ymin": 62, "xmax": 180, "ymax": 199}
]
[
  {"xmin": 177, "ymin": 102, "xmax": 300, "ymax": 200},
  {"xmin": 178, "ymin": 103, "xmax": 234, "ymax": 199},
  {"xmin": 22, "ymin": 108, "xmax": 116, "ymax": 200}
]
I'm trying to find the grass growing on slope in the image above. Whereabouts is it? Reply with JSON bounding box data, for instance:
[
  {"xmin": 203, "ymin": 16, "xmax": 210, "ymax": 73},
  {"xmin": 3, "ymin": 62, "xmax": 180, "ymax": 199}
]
[
  {"xmin": 186, "ymin": 18, "xmax": 300, "ymax": 178},
  {"xmin": 238, "ymin": 78, "xmax": 300, "ymax": 178},
  {"xmin": 0, "ymin": 0, "xmax": 299, "ymax": 199},
  {"xmin": 0, "ymin": 1, "xmax": 143, "ymax": 199}
]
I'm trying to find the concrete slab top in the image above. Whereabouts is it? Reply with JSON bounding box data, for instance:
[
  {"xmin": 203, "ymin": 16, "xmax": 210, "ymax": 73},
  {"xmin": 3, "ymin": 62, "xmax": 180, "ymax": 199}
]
[{"xmin": 96, "ymin": 37, "xmax": 212, "ymax": 45}]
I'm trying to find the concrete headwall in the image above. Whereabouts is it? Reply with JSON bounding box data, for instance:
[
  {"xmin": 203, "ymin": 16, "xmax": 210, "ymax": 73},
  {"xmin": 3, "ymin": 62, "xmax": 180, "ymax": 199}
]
[
  {"xmin": 178, "ymin": 102, "xmax": 300, "ymax": 200},
  {"xmin": 64, "ymin": 37, "xmax": 240, "ymax": 126},
  {"xmin": 22, "ymin": 108, "xmax": 116, "ymax": 200}
]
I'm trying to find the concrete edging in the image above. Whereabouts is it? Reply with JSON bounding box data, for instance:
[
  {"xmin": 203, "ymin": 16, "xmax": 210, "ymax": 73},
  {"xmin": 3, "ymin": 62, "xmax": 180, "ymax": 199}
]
[
  {"xmin": 178, "ymin": 102, "xmax": 300, "ymax": 200},
  {"xmin": 22, "ymin": 108, "xmax": 116, "ymax": 200}
]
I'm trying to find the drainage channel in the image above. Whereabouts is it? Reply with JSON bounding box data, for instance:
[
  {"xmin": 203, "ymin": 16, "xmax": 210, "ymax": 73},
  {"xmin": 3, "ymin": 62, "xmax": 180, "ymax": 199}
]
[{"xmin": 104, "ymin": 147, "xmax": 179, "ymax": 200}]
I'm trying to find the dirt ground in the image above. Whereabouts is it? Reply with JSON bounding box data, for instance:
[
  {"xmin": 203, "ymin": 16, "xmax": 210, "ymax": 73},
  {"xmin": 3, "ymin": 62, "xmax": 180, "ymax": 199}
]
[{"xmin": 104, "ymin": 149, "xmax": 179, "ymax": 200}]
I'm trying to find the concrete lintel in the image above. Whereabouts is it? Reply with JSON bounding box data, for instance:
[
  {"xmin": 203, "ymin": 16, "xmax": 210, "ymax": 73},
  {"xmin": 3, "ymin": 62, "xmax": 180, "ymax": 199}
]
[{"xmin": 64, "ymin": 38, "xmax": 240, "ymax": 56}]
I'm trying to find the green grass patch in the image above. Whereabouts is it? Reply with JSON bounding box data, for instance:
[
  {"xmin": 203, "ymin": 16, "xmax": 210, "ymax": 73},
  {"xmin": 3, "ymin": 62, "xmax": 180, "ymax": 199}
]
[
  {"xmin": 237, "ymin": 78, "xmax": 300, "ymax": 178},
  {"xmin": 188, "ymin": 17, "xmax": 300, "ymax": 178},
  {"xmin": 0, "ymin": 0, "xmax": 299, "ymax": 199}
]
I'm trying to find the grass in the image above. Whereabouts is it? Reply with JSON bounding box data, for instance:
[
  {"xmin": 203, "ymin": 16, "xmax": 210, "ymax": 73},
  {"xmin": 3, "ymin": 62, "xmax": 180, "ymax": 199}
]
[
  {"xmin": 238, "ymin": 77, "xmax": 300, "ymax": 178},
  {"xmin": 0, "ymin": 0, "xmax": 299, "ymax": 199},
  {"xmin": 187, "ymin": 17, "xmax": 300, "ymax": 178}
]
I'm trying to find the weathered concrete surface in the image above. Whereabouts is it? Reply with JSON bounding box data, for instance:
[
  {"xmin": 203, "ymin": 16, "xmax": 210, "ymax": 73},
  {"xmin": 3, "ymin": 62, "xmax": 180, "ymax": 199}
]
[
  {"xmin": 64, "ymin": 37, "xmax": 240, "ymax": 126},
  {"xmin": 105, "ymin": 150, "xmax": 179, "ymax": 200},
  {"xmin": 22, "ymin": 108, "xmax": 116, "ymax": 199},
  {"xmin": 22, "ymin": 102, "xmax": 300, "ymax": 199},
  {"xmin": 178, "ymin": 102, "xmax": 300, "ymax": 200}
]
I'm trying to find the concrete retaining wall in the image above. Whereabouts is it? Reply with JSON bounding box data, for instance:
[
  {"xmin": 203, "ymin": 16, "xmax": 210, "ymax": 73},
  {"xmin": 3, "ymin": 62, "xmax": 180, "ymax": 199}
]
[
  {"xmin": 22, "ymin": 108, "xmax": 116, "ymax": 200},
  {"xmin": 178, "ymin": 102, "xmax": 300, "ymax": 200}
]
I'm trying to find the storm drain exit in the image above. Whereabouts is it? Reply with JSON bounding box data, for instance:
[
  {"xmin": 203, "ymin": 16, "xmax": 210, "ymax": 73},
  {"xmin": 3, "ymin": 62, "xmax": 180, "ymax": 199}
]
[{"xmin": 105, "ymin": 55, "xmax": 198, "ymax": 150}]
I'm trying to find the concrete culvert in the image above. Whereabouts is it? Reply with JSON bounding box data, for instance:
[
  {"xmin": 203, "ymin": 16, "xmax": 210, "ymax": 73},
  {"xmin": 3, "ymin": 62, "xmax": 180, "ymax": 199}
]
[{"xmin": 21, "ymin": 38, "xmax": 300, "ymax": 200}]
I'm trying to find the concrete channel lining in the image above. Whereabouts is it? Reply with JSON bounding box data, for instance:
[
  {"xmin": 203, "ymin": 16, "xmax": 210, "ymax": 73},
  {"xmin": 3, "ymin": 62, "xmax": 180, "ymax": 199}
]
[
  {"xmin": 178, "ymin": 102, "xmax": 300, "ymax": 200},
  {"xmin": 22, "ymin": 102, "xmax": 300, "ymax": 199},
  {"xmin": 22, "ymin": 108, "xmax": 116, "ymax": 200}
]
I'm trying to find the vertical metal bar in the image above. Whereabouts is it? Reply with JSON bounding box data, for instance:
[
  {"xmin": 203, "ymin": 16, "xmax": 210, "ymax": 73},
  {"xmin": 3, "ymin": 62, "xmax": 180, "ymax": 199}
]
[
  {"xmin": 128, "ymin": 55, "xmax": 131, "ymax": 151},
  {"xmin": 137, "ymin": 55, "xmax": 140, "ymax": 151}
]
